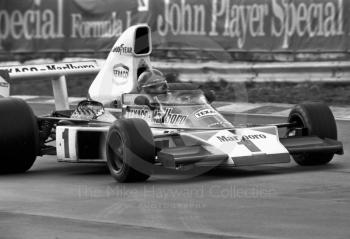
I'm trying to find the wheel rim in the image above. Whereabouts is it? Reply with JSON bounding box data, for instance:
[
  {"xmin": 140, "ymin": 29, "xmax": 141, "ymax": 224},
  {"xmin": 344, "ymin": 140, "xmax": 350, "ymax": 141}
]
[
  {"xmin": 108, "ymin": 131, "xmax": 125, "ymax": 173},
  {"xmin": 287, "ymin": 113, "xmax": 305, "ymax": 137}
]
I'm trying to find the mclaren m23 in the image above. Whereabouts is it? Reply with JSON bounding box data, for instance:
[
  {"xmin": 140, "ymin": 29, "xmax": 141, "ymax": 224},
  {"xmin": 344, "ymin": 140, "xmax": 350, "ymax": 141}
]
[{"xmin": 0, "ymin": 25, "xmax": 343, "ymax": 182}]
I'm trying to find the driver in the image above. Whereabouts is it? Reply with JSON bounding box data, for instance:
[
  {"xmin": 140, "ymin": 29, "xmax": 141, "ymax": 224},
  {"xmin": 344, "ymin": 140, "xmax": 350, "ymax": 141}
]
[
  {"xmin": 137, "ymin": 69, "xmax": 168, "ymax": 94},
  {"xmin": 137, "ymin": 69, "xmax": 169, "ymax": 122}
]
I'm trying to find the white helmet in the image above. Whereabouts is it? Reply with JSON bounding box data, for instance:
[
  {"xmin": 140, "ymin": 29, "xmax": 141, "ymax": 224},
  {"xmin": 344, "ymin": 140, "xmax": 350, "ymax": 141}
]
[{"xmin": 138, "ymin": 69, "xmax": 168, "ymax": 94}]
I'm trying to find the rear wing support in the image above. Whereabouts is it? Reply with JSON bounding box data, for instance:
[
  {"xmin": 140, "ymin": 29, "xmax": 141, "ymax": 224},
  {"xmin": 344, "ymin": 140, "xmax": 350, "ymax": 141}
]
[{"xmin": 52, "ymin": 76, "xmax": 69, "ymax": 110}]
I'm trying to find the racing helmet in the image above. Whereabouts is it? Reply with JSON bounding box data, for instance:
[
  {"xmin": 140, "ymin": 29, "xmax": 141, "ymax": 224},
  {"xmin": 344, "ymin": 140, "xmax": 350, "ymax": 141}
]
[{"xmin": 137, "ymin": 69, "xmax": 168, "ymax": 94}]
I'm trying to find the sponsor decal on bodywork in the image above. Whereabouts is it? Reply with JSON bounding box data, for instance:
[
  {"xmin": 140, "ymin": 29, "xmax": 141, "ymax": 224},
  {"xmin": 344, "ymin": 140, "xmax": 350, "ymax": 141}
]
[
  {"xmin": 216, "ymin": 134, "xmax": 267, "ymax": 143},
  {"xmin": 112, "ymin": 44, "xmax": 133, "ymax": 55},
  {"xmin": 204, "ymin": 128, "xmax": 289, "ymax": 160},
  {"xmin": 0, "ymin": 62, "xmax": 98, "ymax": 75},
  {"xmin": 194, "ymin": 108, "xmax": 218, "ymax": 118},
  {"xmin": 125, "ymin": 107, "xmax": 188, "ymax": 125},
  {"xmin": 113, "ymin": 63, "xmax": 129, "ymax": 85}
]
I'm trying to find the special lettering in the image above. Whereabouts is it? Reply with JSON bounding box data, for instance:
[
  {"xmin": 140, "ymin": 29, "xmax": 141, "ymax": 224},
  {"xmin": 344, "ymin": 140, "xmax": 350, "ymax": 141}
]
[
  {"xmin": 0, "ymin": 0, "xmax": 64, "ymax": 42},
  {"xmin": 157, "ymin": 0, "xmax": 345, "ymax": 49}
]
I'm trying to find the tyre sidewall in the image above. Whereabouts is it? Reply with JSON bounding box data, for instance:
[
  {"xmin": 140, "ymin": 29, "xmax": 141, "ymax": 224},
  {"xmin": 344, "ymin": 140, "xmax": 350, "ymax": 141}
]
[
  {"xmin": 288, "ymin": 103, "xmax": 337, "ymax": 166},
  {"xmin": 0, "ymin": 98, "xmax": 39, "ymax": 173},
  {"xmin": 106, "ymin": 119, "xmax": 155, "ymax": 182}
]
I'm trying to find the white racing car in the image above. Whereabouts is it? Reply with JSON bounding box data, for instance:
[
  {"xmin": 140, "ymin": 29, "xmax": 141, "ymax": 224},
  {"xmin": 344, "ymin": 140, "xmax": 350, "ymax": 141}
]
[{"xmin": 0, "ymin": 25, "xmax": 343, "ymax": 182}]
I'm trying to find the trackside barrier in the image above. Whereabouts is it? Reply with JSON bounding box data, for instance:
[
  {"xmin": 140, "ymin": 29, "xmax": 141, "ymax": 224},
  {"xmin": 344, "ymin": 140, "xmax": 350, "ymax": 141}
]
[
  {"xmin": 152, "ymin": 61, "xmax": 350, "ymax": 82},
  {"xmin": 1, "ymin": 60, "xmax": 350, "ymax": 109}
]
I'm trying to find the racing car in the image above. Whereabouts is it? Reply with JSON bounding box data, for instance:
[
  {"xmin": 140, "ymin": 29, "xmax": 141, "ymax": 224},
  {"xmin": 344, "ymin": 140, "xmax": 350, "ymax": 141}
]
[{"xmin": 0, "ymin": 25, "xmax": 344, "ymax": 182}]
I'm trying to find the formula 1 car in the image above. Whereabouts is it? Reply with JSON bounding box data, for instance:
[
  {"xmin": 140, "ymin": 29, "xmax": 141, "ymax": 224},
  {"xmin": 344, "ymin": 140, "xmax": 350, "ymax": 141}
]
[{"xmin": 0, "ymin": 25, "xmax": 344, "ymax": 182}]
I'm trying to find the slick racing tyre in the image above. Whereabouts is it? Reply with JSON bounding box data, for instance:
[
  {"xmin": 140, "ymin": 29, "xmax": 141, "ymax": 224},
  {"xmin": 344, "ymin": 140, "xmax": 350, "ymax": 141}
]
[
  {"xmin": 0, "ymin": 98, "xmax": 40, "ymax": 173},
  {"xmin": 288, "ymin": 103, "xmax": 337, "ymax": 166},
  {"xmin": 106, "ymin": 118, "xmax": 155, "ymax": 183}
]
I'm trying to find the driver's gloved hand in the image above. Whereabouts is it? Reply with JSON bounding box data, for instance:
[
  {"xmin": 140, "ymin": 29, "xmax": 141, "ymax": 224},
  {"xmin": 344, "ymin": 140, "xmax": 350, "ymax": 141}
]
[
  {"xmin": 203, "ymin": 90, "xmax": 216, "ymax": 103},
  {"xmin": 153, "ymin": 106, "xmax": 166, "ymax": 123}
]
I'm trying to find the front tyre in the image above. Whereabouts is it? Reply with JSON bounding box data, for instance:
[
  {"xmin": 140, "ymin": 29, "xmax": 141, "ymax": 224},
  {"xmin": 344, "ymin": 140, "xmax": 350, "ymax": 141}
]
[
  {"xmin": 0, "ymin": 98, "xmax": 40, "ymax": 173},
  {"xmin": 288, "ymin": 103, "xmax": 337, "ymax": 166},
  {"xmin": 106, "ymin": 119, "xmax": 155, "ymax": 183}
]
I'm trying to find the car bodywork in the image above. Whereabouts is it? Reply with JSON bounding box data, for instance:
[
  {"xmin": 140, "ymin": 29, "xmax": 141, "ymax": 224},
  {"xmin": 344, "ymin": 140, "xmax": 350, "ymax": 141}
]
[
  {"xmin": 51, "ymin": 88, "xmax": 342, "ymax": 171},
  {"xmin": 0, "ymin": 24, "xmax": 344, "ymax": 179}
]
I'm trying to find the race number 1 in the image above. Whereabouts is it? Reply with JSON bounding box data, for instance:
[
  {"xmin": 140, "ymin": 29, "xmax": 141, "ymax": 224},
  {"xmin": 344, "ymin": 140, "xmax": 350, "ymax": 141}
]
[
  {"xmin": 238, "ymin": 139, "xmax": 262, "ymax": 153},
  {"xmin": 62, "ymin": 129, "xmax": 70, "ymax": 158}
]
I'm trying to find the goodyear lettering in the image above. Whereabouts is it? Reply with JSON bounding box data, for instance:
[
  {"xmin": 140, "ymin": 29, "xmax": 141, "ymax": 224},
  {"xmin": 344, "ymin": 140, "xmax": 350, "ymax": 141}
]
[
  {"xmin": 217, "ymin": 134, "xmax": 267, "ymax": 143},
  {"xmin": 126, "ymin": 107, "xmax": 188, "ymax": 125},
  {"xmin": 112, "ymin": 44, "xmax": 133, "ymax": 55}
]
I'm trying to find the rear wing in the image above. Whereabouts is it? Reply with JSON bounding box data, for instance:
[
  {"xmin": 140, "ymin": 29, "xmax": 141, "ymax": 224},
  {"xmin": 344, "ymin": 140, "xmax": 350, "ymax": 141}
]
[
  {"xmin": 0, "ymin": 61, "xmax": 101, "ymax": 109},
  {"xmin": 0, "ymin": 24, "xmax": 153, "ymax": 109}
]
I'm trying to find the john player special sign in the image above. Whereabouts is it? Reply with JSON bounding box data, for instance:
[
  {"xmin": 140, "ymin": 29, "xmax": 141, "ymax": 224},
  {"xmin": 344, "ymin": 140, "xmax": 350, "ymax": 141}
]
[{"xmin": 0, "ymin": 0, "xmax": 349, "ymax": 54}]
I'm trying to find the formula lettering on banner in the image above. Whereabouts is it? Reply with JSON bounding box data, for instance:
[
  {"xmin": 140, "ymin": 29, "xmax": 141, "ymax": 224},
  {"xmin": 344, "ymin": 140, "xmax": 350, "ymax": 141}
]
[{"xmin": 71, "ymin": 11, "xmax": 131, "ymax": 38}]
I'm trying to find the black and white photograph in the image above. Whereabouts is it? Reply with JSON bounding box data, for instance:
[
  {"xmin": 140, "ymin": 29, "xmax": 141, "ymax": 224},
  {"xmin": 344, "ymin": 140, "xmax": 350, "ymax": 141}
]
[{"xmin": 0, "ymin": 0, "xmax": 348, "ymax": 238}]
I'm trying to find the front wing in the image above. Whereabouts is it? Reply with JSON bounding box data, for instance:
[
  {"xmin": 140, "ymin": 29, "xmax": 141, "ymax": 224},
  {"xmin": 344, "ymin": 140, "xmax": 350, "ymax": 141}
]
[
  {"xmin": 155, "ymin": 126, "xmax": 343, "ymax": 168},
  {"xmin": 55, "ymin": 125, "xmax": 342, "ymax": 168}
]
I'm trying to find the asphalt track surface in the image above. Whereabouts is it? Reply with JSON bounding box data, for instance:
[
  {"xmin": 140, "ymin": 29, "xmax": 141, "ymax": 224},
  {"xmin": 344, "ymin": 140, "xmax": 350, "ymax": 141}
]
[{"xmin": 0, "ymin": 103, "xmax": 349, "ymax": 239}]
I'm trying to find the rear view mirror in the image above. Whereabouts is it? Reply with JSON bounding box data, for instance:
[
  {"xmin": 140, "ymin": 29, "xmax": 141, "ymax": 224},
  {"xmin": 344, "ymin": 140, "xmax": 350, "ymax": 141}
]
[
  {"xmin": 134, "ymin": 95, "xmax": 150, "ymax": 106},
  {"xmin": 134, "ymin": 95, "xmax": 156, "ymax": 110},
  {"xmin": 134, "ymin": 26, "xmax": 151, "ymax": 56}
]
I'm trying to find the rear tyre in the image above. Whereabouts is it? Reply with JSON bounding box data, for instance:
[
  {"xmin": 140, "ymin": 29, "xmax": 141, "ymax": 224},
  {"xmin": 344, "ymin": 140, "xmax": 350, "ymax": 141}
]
[
  {"xmin": 106, "ymin": 118, "xmax": 155, "ymax": 183},
  {"xmin": 0, "ymin": 98, "xmax": 39, "ymax": 173},
  {"xmin": 288, "ymin": 103, "xmax": 337, "ymax": 166}
]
